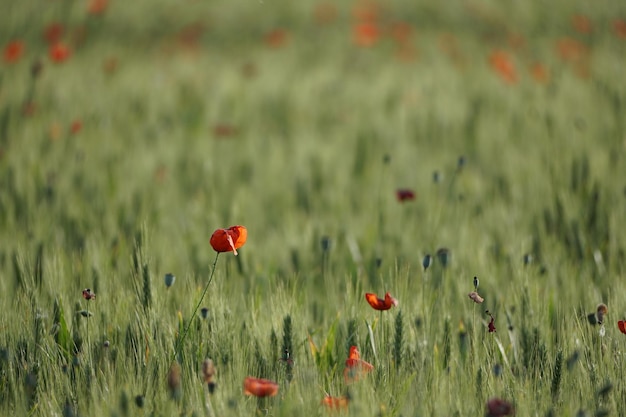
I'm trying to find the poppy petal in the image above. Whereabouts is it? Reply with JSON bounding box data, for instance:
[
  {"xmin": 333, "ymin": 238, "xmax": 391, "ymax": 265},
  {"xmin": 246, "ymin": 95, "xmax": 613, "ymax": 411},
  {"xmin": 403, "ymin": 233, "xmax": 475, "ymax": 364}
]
[
  {"xmin": 618, "ymin": 320, "xmax": 626, "ymax": 335},
  {"xmin": 243, "ymin": 377, "xmax": 278, "ymax": 397}
]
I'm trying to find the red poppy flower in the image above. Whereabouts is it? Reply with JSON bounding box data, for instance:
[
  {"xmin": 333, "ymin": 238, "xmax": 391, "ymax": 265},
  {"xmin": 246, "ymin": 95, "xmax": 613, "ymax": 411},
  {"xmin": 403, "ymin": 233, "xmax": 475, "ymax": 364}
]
[
  {"xmin": 396, "ymin": 189, "xmax": 415, "ymax": 202},
  {"xmin": 486, "ymin": 398, "xmax": 514, "ymax": 417},
  {"xmin": 353, "ymin": 22, "xmax": 380, "ymax": 47},
  {"xmin": 365, "ymin": 292, "xmax": 398, "ymax": 311},
  {"xmin": 264, "ymin": 29, "xmax": 289, "ymax": 48},
  {"xmin": 614, "ymin": 20, "xmax": 626, "ymax": 39},
  {"xmin": 344, "ymin": 346, "xmax": 374, "ymax": 383},
  {"xmin": 88, "ymin": 0, "xmax": 108, "ymax": 15},
  {"xmin": 210, "ymin": 225, "xmax": 247, "ymax": 255},
  {"xmin": 488, "ymin": 50, "xmax": 517, "ymax": 84},
  {"xmin": 322, "ymin": 395, "xmax": 349, "ymax": 410},
  {"xmin": 70, "ymin": 120, "xmax": 82, "ymax": 135},
  {"xmin": 243, "ymin": 377, "xmax": 279, "ymax": 397},
  {"xmin": 529, "ymin": 62, "xmax": 549, "ymax": 84},
  {"xmin": 44, "ymin": 23, "xmax": 64, "ymax": 44},
  {"xmin": 82, "ymin": 288, "xmax": 96, "ymax": 300},
  {"xmin": 49, "ymin": 42, "xmax": 71, "ymax": 63},
  {"xmin": 3, "ymin": 40, "xmax": 24, "ymax": 64},
  {"xmin": 571, "ymin": 14, "xmax": 592, "ymax": 35},
  {"xmin": 486, "ymin": 312, "xmax": 496, "ymax": 333},
  {"xmin": 618, "ymin": 320, "xmax": 626, "ymax": 335}
]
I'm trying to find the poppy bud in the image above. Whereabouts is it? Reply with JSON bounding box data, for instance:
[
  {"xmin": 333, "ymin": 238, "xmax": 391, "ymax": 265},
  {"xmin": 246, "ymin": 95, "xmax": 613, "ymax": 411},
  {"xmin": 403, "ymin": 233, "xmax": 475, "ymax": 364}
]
[
  {"xmin": 473, "ymin": 276, "xmax": 479, "ymax": 290},
  {"xmin": 200, "ymin": 307, "xmax": 209, "ymax": 319},
  {"xmin": 436, "ymin": 248, "xmax": 450, "ymax": 267},
  {"xmin": 164, "ymin": 273, "xmax": 175, "ymax": 288},
  {"xmin": 422, "ymin": 254, "xmax": 432, "ymax": 270},
  {"xmin": 596, "ymin": 303, "xmax": 608, "ymax": 325}
]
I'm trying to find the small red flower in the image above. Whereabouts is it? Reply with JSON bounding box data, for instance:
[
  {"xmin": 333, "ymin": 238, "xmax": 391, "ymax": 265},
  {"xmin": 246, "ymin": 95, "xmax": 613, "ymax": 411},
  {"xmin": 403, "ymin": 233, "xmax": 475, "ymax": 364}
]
[
  {"xmin": 488, "ymin": 50, "xmax": 517, "ymax": 84},
  {"xmin": 49, "ymin": 42, "xmax": 71, "ymax": 63},
  {"xmin": 353, "ymin": 22, "xmax": 380, "ymax": 47},
  {"xmin": 486, "ymin": 398, "xmax": 514, "ymax": 417},
  {"xmin": 618, "ymin": 320, "xmax": 626, "ymax": 335},
  {"xmin": 88, "ymin": 0, "xmax": 108, "ymax": 15},
  {"xmin": 322, "ymin": 395, "xmax": 349, "ymax": 410},
  {"xmin": 396, "ymin": 189, "xmax": 415, "ymax": 202},
  {"xmin": 486, "ymin": 311, "xmax": 496, "ymax": 333},
  {"xmin": 3, "ymin": 40, "xmax": 24, "ymax": 64},
  {"xmin": 365, "ymin": 292, "xmax": 398, "ymax": 311},
  {"xmin": 344, "ymin": 346, "xmax": 374, "ymax": 383},
  {"xmin": 44, "ymin": 23, "xmax": 64, "ymax": 44},
  {"xmin": 70, "ymin": 120, "xmax": 82, "ymax": 135},
  {"xmin": 614, "ymin": 19, "xmax": 626, "ymax": 39},
  {"xmin": 243, "ymin": 377, "xmax": 279, "ymax": 397},
  {"xmin": 210, "ymin": 225, "xmax": 247, "ymax": 255},
  {"xmin": 264, "ymin": 29, "xmax": 289, "ymax": 48},
  {"xmin": 82, "ymin": 288, "xmax": 96, "ymax": 300}
]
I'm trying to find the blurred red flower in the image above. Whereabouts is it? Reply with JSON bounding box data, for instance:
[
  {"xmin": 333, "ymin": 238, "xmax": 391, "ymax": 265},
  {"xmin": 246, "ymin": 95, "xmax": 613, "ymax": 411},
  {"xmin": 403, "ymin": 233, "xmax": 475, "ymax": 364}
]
[
  {"xmin": 529, "ymin": 63, "xmax": 550, "ymax": 84},
  {"xmin": 353, "ymin": 22, "xmax": 379, "ymax": 47},
  {"xmin": 264, "ymin": 29, "xmax": 290, "ymax": 48},
  {"xmin": 365, "ymin": 292, "xmax": 398, "ymax": 311},
  {"xmin": 313, "ymin": 2, "xmax": 337, "ymax": 26},
  {"xmin": 571, "ymin": 14, "xmax": 592, "ymax": 35},
  {"xmin": 44, "ymin": 23, "xmax": 64, "ymax": 44},
  {"xmin": 70, "ymin": 120, "xmax": 82, "ymax": 135},
  {"xmin": 486, "ymin": 398, "xmax": 514, "ymax": 417},
  {"xmin": 243, "ymin": 377, "xmax": 278, "ymax": 397},
  {"xmin": 49, "ymin": 43, "xmax": 71, "ymax": 63},
  {"xmin": 322, "ymin": 395, "xmax": 349, "ymax": 410},
  {"xmin": 488, "ymin": 50, "xmax": 517, "ymax": 84},
  {"xmin": 210, "ymin": 225, "xmax": 247, "ymax": 255},
  {"xmin": 88, "ymin": 0, "xmax": 108, "ymax": 15},
  {"xmin": 618, "ymin": 320, "xmax": 626, "ymax": 335},
  {"xmin": 613, "ymin": 19, "xmax": 626, "ymax": 39},
  {"xmin": 344, "ymin": 346, "xmax": 374, "ymax": 383},
  {"xmin": 396, "ymin": 189, "xmax": 415, "ymax": 202},
  {"xmin": 3, "ymin": 40, "xmax": 24, "ymax": 63}
]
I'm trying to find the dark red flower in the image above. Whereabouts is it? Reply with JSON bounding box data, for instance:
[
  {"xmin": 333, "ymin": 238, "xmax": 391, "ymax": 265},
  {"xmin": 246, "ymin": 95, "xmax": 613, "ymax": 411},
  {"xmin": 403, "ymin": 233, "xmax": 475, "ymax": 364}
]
[
  {"xmin": 82, "ymin": 288, "xmax": 96, "ymax": 300},
  {"xmin": 486, "ymin": 311, "xmax": 496, "ymax": 333},
  {"xmin": 396, "ymin": 189, "xmax": 416, "ymax": 202},
  {"xmin": 486, "ymin": 398, "xmax": 514, "ymax": 417},
  {"xmin": 618, "ymin": 320, "xmax": 626, "ymax": 335}
]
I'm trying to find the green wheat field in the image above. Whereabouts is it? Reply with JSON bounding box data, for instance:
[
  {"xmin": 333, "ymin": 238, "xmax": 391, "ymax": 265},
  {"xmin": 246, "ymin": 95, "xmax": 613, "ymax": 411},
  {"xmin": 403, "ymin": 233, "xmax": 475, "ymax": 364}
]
[{"xmin": 1, "ymin": 0, "xmax": 626, "ymax": 416}]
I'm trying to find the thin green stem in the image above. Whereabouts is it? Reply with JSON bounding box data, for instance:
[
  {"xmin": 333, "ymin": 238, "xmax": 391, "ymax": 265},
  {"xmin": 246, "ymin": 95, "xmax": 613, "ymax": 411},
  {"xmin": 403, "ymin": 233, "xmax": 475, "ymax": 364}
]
[{"xmin": 172, "ymin": 252, "xmax": 220, "ymax": 363}]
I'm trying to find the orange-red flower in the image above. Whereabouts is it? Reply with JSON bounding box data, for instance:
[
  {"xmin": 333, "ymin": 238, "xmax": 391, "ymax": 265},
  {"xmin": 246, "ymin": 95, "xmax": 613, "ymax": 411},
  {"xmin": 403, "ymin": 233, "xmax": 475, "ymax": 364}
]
[
  {"xmin": 488, "ymin": 50, "xmax": 517, "ymax": 84},
  {"xmin": 529, "ymin": 62, "xmax": 550, "ymax": 84},
  {"xmin": 210, "ymin": 225, "xmax": 247, "ymax": 255},
  {"xmin": 618, "ymin": 320, "xmax": 626, "ymax": 335},
  {"xmin": 243, "ymin": 377, "xmax": 279, "ymax": 397},
  {"xmin": 3, "ymin": 40, "xmax": 24, "ymax": 64},
  {"xmin": 344, "ymin": 346, "xmax": 374, "ymax": 383},
  {"xmin": 322, "ymin": 395, "xmax": 349, "ymax": 410},
  {"xmin": 264, "ymin": 29, "xmax": 289, "ymax": 48},
  {"xmin": 365, "ymin": 292, "xmax": 398, "ymax": 311},
  {"xmin": 88, "ymin": 0, "xmax": 108, "ymax": 15},
  {"xmin": 353, "ymin": 22, "xmax": 380, "ymax": 47},
  {"xmin": 49, "ymin": 42, "xmax": 71, "ymax": 63}
]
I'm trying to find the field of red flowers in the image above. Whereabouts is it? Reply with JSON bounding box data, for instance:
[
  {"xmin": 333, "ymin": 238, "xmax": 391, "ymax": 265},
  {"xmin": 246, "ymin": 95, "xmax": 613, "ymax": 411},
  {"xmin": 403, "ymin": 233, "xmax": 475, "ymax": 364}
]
[{"xmin": 1, "ymin": 1, "xmax": 626, "ymax": 416}]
